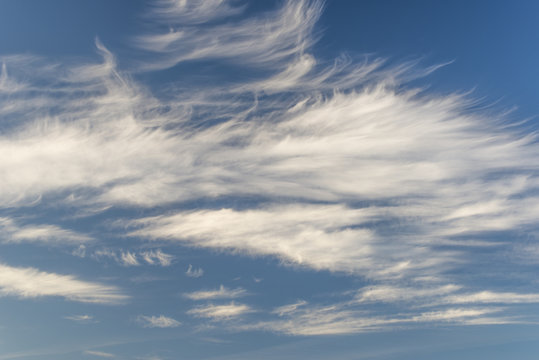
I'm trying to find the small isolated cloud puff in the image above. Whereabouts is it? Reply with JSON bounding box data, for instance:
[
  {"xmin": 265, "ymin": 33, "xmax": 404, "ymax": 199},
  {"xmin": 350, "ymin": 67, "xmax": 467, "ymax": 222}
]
[
  {"xmin": 184, "ymin": 285, "xmax": 248, "ymax": 300},
  {"xmin": 137, "ymin": 315, "xmax": 181, "ymax": 328},
  {"xmin": 72, "ymin": 244, "xmax": 87, "ymax": 258},
  {"xmin": 0, "ymin": 263, "xmax": 128, "ymax": 304},
  {"xmin": 186, "ymin": 264, "xmax": 204, "ymax": 278}
]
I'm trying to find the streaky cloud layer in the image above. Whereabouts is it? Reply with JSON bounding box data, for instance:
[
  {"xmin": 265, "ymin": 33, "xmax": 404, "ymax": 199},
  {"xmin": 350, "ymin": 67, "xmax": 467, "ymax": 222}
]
[{"xmin": 0, "ymin": 0, "xmax": 538, "ymax": 337}]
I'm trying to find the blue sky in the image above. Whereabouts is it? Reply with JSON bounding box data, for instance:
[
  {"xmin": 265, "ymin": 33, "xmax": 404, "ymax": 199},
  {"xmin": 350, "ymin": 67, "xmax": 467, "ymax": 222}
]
[{"xmin": 1, "ymin": 1, "xmax": 539, "ymax": 359}]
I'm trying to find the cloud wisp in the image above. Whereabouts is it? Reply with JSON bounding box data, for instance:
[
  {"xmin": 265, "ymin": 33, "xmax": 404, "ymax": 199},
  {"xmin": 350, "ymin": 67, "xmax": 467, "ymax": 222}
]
[
  {"xmin": 188, "ymin": 303, "xmax": 253, "ymax": 321},
  {"xmin": 0, "ymin": 263, "xmax": 127, "ymax": 304},
  {"xmin": 186, "ymin": 265, "xmax": 204, "ymax": 278},
  {"xmin": 135, "ymin": 0, "xmax": 323, "ymax": 71},
  {"xmin": 137, "ymin": 315, "xmax": 181, "ymax": 328},
  {"xmin": 91, "ymin": 248, "xmax": 174, "ymax": 267},
  {"xmin": 0, "ymin": 217, "xmax": 92, "ymax": 245},
  {"xmin": 64, "ymin": 314, "xmax": 98, "ymax": 323},
  {"xmin": 184, "ymin": 285, "xmax": 248, "ymax": 301}
]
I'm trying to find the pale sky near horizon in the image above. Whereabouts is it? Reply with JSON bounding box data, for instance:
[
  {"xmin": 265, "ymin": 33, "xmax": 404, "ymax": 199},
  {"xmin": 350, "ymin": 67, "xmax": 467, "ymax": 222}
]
[{"xmin": 1, "ymin": 1, "xmax": 539, "ymax": 359}]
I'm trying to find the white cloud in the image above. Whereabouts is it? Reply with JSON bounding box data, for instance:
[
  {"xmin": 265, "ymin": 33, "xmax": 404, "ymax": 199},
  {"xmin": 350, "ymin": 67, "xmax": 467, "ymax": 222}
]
[
  {"xmin": 93, "ymin": 249, "xmax": 173, "ymax": 267},
  {"xmin": 355, "ymin": 284, "xmax": 462, "ymax": 304},
  {"xmin": 0, "ymin": 263, "xmax": 127, "ymax": 304},
  {"xmin": 247, "ymin": 302, "xmax": 511, "ymax": 336},
  {"xmin": 188, "ymin": 302, "xmax": 253, "ymax": 321},
  {"xmin": 120, "ymin": 251, "xmax": 140, "ymax": 266},
  {"xmin": 0, "ymin": 0, "xmax": 538, "ymax": 337},
  {"xmin": 184, "ymin": 285, "xmax": 247, "ymax": 300},
  {"xmin": 92, "ymin": 248, "xmax": 119, "ymax": 263},
  {"xmin": 137, "ymin": 315, "xmax": 181, "ymax": 328},
  {"xmin": 272, "ymin": 300, "xmax": 308, "ymax": 316},
  {"xmin": 186, "ymin": 264, "xmax": 204, "ymax": 278},
  {"xmin": 140, "ymin": 249, "xmax": 174, "ymax": 266},
  {"xmin": 245, "ymin": 286, "xmax": 539, "ymax": 335},
  {"xmin": 128, "ymin": 204, "xmax": 442, "ymax": 279},
  {"xmin": 147, "ymin": 0, "xmax": 245, "ymax": 25},
  {"xmin": 443, "ymin": 291, "xmax": 539, "ymax": 305},
  {"xmin": 72, "ymin": 245, "xmax": 87, "ymax": 258},
  {"xmin": 354, "ymin": 284, "xmax": 539, "ymax": 307},
  {"xmin": 135, "ymin": 0, "xmax": 322, "ymax": 71},
  {"xmin": 0, "ymin": 217, "xmax": 92, "ymax": 245}
]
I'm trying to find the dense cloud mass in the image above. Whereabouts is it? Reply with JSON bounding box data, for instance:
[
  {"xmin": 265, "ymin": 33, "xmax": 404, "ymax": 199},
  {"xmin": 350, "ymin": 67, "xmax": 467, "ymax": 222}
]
[{"xmin": 1, "ymin": 0, "xmax": 539, "ymax": 339}]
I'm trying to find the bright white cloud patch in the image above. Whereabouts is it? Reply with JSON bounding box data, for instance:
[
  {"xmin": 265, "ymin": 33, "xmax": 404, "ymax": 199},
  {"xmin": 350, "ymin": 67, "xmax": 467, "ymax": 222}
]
[
  {"xmin": 0, "ymin": 263, "xmax": 127, "ymax": 304},
  {"xmin": 137, "ymin": 315, "xmax": 181, "ymax": 328}
]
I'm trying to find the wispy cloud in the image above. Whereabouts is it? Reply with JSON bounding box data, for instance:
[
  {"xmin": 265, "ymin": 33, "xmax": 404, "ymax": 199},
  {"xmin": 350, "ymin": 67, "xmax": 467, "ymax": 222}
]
[
  {"xmin": 443, "ymin": 291, "xmax": 539, "ymax": 305},
  {"xmin": 64, "ymin": 314, "xmax": 97, "ymax": 323},
  {"xmin": 135, "ymin": 0, "xmax": 322, "ymax": 71},
  {"xmin": 245, "ymin": 284, "xmax": 539, "ymax": 336},
  {"xmin": 92, "ymin": 249, "xmax": 173, "ymax": 267},
  {"xmin": 137, "ymin": 315, "xmax": 181, "ymax": 328},
  {"xmin": 355, "ymin": 284, "xmax": 462, "ymax": 304},
  {"xmin": 272, "ymin": 300, "xmax": 308, "ymax": 316},
  {"xmin": 0, "ymin": 217, "xmax": 92, "ymax": 245},
  {"xmin": 355, "ymin": 284, "xmax": 539, "ymax": 307},
  {"xmin": 184, "ymin": 285, "xmax": 248, "ymax": 300},
  {"xmin": 188, "ymin": 302, "xmax": 253, "ymax": 321},
  {"xmin": 0, "ymin": 263, "xmax": 127, "ymax": 304},
  {"xmin": 140, "ymin": 249, "xmax": 174, "ymax": 266},
  {"xmin": 84, "ymin": 350, "xmax": 115, "ymax": 358},
  {"xmin": 147, "ymin": 0, "xmax": 246, "ymax": 25},
  {"xmin": 120, "ymin": 251, "xmax": 140, "ymax": 267},
  {"xmin": 0, "ymin": 0, "xmax": 538, "ymax": 338},
  {"xmin": 246, "ymin": 301, "xmax": 514, "ymax": 336},
  {"xmin": 186, "ymin": 264, "xmax": 204, "ymax": 278}
]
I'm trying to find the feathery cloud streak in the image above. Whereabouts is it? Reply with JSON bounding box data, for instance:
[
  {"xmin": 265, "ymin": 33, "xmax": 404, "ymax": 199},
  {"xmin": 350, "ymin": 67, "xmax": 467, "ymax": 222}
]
[
  {"xmin": 188, "ymin": 303, "xmax": 253, "ymax": 320},
  {"xmin": 0, "ymin": 263, "xmax": 127, "ymax": 304},
  {"xmin": 137, "ymin": 315, "xmax": 181, "ymax": 328},
  {"xmin": 184, "ymin": 285, "xmax": 248, "ymax": 300}
]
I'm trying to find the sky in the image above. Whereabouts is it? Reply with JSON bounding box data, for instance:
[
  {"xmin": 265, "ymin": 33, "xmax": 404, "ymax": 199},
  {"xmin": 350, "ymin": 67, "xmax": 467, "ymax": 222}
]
[{"xmin": 1, "ymin": 0, "xmax": 539, "ymax": 359}]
